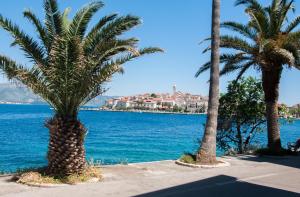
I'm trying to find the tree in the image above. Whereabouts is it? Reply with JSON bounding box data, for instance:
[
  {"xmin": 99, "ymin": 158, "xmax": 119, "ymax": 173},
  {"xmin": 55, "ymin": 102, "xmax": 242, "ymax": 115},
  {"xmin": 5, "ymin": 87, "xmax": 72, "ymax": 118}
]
[
  {"xmin": 195, "ymin": 104, "xmax": 206, "ymax": 113},
  {"xmin": 196, "ymin": 0, "xmax": 300, "ymax": 154},
  {"xmin": 150, "ymin": 93, "xmax": 157, "ymax": 98},
  {"xmin": 172, "ymin": 104, "xmax": 182, "ymax": 112},
  {"xmin": 0, "ymin": 0, "xmax": 162, "ymax": 176},
  {"xmin": 217, "ymin": 77, "xmax": 265, "ymax": 154},
  {"xmin": 278, "ymin": 104, "xmax": 289, "ymax": 118},
  {"xmin": 196, "ymin": 0, "xmax": 221, "ymax": 164},
  {"xmin": 289, "ymin": 104, "xmax": 300, "ymax": 118}
]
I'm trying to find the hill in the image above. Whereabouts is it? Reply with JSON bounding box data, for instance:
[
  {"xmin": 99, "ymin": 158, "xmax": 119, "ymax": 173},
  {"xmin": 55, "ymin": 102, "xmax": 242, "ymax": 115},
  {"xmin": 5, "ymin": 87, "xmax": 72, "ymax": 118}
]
[{"xmin": 0, "ymin": 83, "xmax": 114, "ymax": 107}]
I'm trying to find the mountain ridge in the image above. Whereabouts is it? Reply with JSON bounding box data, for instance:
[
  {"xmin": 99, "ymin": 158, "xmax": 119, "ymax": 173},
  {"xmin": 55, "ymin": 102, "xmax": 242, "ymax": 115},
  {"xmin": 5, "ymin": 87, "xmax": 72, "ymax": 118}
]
[{"xmin": 0, "ymin": 83, "xmax": 114, "ymax": 107}]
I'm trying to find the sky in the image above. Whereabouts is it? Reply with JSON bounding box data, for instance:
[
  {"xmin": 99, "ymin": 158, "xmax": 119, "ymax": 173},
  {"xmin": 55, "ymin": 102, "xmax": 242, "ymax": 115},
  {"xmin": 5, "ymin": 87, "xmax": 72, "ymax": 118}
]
[{"xmin": 0, "ymin": 0, "xmax": 300, "ymax": 105}]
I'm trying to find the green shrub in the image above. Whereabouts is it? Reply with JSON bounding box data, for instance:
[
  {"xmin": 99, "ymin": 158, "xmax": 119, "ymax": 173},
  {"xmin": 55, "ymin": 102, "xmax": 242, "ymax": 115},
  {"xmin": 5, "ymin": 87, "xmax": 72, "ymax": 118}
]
[{"xmin": 179, "ymin": 153, "xmax": 196, "ymax": 164}]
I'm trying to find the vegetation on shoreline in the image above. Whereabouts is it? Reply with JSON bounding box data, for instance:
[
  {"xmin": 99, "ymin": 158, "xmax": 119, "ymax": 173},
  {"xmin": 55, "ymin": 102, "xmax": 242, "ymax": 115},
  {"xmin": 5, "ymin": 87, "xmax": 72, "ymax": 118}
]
[{"xmin": 217, "ymin": 77, "xmax": 266, "ymax": 154}]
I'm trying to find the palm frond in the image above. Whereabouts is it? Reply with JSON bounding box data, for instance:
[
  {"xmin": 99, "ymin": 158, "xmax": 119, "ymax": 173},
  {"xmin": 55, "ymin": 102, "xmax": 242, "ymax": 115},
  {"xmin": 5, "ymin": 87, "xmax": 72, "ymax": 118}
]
[
  {"xmin": 138, "ymin": 47, "xmax": 164, "ymax": 55},
  {"xmin": 195, "ymin": 61, "xmax": 211, "ymax": 77},
  {"xmin": 84, "ymin": 15, "xmax": 141, "ymax": 54},
  {"xmin": 286, "ymin": 31, "xmax": 300, "ymax": 42},
  {"xmin": 23, "ymin": 9, "xmax": 49, "ymax": 52},
  {"xmin": 272, "ymin": 47, "xmax": 295, "ymax": 66},
  {"xmin": 196, "ymin": 53, "xmax": 250, "ymax": 77},
  {"xmin": 283, "ymin": 42, "xmax": 300, "ymax": 66},
  {"xmin": 235, "ymin": 0, "xmax": 264, "ymax": 11},
  {"xmin": 247, "ymin": 9, "xmax": 270, "ymax": 37},
  {"xmin": 90, "ymin": 38, "xmax": 141, "ymax": 63},
  {"xmin": 220, "ymin": 35, "xmax": 254, "ymax": 53},
  {"xmin": 0, "ymin": 55, "xmax": 59, "ymax": 108},
  {"xmin": 68, "ymin": 1, "xmax": 103, "ymax": 39},
  {"xmin": 234, "ymin": 61, "xmax": 255, "ymax": 81},
  {"xmin": 84, "ymin": 13, "xmax": 118, "ymax": 43},
  {"xmin": 44, "ymin": 0, "xmax": 63, "ymax": 41},
  {"xmin": 285, "ymin": 16, "xmax": 300, "ymax": 32},
  {"xmin": 271, "ymin": 0, "xmax": 294, "ymax": 34},
  {"xmin": 195, "ymin": 0, "xmax": 300, "ymax": 89},
  {"xmin": 81, "ymin": 85, "xmax": 106, "ymax": 105},
  {"xmin": 219, "ymin": 53, "xmax": 251, "ymax": 76},
  {"xmin": 221, "ymin": 22, "xmax": 256, "ymax": 39},
  {"xmin": 220, "ymin": 63, "xmax": 242, "ymax": 76},
  {"xmin": 62, "ymin": 7, "xmax": 71, "ymax": 30},
  {"xmin": 0, "ymin": 14, "xmax": 46, "ymax": 65}
]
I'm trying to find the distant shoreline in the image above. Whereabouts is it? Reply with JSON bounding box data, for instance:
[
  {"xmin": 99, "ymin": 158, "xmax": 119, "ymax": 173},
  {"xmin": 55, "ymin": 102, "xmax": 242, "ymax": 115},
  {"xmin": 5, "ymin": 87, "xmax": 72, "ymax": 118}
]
[
  {"xmin": 0, "ymin": 102, "xmax": 44, "ymax": 105},
  {"xmin": 81, "ymin": 108, "xmax": 207, "ymax": 115},
  {"xmin": 1, "ymin": 103, "xmax": 299, "ymax": 119}
]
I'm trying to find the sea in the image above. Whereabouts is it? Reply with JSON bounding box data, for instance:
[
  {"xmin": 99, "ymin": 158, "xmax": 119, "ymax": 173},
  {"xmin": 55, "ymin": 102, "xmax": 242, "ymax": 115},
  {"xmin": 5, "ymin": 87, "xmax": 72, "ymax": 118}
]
[{"xmin": 0, "ymin": 104, "xmax": 299, "ymax": 173}]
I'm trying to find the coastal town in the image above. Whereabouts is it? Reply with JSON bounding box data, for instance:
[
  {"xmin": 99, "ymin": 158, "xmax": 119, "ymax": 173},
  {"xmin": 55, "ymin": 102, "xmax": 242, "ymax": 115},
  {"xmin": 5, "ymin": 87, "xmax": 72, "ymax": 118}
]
[{"xmin": 102, "ymin": 85, "xmax": 209, "ymax": 113}]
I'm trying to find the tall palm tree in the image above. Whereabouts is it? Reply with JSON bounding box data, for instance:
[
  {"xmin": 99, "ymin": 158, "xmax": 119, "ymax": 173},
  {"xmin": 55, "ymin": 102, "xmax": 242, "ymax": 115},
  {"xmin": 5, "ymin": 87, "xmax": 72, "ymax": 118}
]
[
  {"xmin": 0, "ymin": 0, "xmax": 162, "ymax": 176},
  {"xmin": 196, "ymin": 0, "xmax": 300, "ymax": 154},
  {"xmin": 196, "ymin": 0, "xmax": 221, "ymax": 164}
]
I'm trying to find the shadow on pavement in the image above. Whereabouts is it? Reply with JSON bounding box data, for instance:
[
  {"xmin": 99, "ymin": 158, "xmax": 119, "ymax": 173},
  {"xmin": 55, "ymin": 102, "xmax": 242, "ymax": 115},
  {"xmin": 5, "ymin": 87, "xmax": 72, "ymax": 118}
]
[
  {"xmin": 134, "ymin": 175, "xmax": 299, "ymax": 197},
  {"xmin": 238, "ymin": 155, "xmax": 300, "ymax": 169}
]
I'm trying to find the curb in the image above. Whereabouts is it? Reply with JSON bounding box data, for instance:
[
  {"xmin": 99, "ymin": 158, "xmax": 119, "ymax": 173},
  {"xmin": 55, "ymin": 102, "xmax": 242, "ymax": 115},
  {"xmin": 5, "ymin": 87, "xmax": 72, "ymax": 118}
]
[
  {"xmin": 175, "ymin": 159, "xmax": 231, "ymax": 168},
  {"xmin": 18, "ymin": 177, "xmax": 101, "ymax": 188}
]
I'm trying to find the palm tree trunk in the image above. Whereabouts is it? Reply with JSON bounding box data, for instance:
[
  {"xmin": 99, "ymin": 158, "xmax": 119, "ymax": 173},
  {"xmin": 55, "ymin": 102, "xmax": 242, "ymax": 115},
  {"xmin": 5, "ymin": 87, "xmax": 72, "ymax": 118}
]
[
  {"xmin": 262, "ymin": 68, "xmax": 282, "ymax": 153},
  {"xmin": 46, "ymin": 116, "xmax": 86, "ymax": 176},
  {"xmin": 196, "ymin": 0, "xmax": 220, "ymax": 164}
]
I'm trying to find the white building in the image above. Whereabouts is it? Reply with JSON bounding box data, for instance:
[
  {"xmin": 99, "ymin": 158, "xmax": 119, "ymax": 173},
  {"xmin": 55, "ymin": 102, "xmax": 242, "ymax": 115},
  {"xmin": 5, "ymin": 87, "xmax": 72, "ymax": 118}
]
[
  {"xmin": 186, "ymin": 100, "xmax": 207, "ymax": 112},
  {"xmin": 143, "ymin": 100, "xmax": 157, "ymax": 109},
  {"xmin": 162, "ymin": 99, "xmax": 176, "ymax": 108},
  {"xmin": 115, "ymin": 100, "xmax": 130, "ymax": 108}
]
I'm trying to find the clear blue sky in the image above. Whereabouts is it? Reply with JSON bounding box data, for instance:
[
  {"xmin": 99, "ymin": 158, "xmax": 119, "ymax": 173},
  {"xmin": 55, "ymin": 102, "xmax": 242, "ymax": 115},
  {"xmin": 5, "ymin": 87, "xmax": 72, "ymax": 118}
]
[{"xmin": 0, "ymin": 0, "xmax": 299, "ymax": 105}]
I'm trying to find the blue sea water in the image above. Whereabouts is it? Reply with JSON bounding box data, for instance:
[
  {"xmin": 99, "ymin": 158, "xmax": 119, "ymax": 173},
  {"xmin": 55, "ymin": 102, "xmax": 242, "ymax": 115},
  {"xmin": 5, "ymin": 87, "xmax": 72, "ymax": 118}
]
[{"xmin": 0, "ymin": 104, "xmax": 299, "ymax": 172}]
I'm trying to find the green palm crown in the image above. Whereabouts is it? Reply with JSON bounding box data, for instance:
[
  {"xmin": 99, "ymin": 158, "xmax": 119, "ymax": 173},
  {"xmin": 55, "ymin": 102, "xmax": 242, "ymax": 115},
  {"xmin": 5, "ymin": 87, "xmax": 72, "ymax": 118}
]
[
  {"xmin": 196, "ymin": 0, "xmax": 300, "ymax": 79},
  {"xmin": 0, "ymin": 0, "xmax": 163, "ymax": 118}
]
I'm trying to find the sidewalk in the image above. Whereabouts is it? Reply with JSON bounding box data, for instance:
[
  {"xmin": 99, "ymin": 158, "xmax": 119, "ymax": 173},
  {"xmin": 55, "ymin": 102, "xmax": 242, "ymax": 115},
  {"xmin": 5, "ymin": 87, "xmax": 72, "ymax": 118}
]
[{"xmin": 0, "ymin": 155, "xmax": 299, "ymax": 197}]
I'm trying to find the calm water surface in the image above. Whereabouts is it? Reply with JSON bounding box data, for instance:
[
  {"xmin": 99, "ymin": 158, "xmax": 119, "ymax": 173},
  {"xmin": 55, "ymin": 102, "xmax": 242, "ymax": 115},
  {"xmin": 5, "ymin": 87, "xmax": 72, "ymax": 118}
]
[{"xmin": 0, "ymin": 104, "xmax": 299, "ymax": 172}]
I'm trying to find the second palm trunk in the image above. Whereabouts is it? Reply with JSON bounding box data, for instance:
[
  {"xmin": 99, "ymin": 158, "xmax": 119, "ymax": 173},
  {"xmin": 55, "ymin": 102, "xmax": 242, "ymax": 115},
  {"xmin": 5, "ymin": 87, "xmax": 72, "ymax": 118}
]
[
  {"xmin": 262, "ymin": 68, "xmax": 282, "ymax": 153},
  {"xmin": 196, "ymin": 0, "xmax": 220, "ymax": 164}
]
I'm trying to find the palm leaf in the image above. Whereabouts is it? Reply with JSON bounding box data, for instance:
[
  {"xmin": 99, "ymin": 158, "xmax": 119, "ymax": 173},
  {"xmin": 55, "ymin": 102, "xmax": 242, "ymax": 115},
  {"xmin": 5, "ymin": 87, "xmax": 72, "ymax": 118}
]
[
  {"xmin": 234, "ymin": 61, "xmax": 255, "ymax": 81},
  {"xmin": 221, "ymin": 22, "xmax": 256, "ymax": 39},
  {"xmin": 68, "ymin": 1, "xmax": 103, "ymax": 39},
  {"xmin": 0, "ymin": 14, "xmax": 46, "ymax": 66},
  {"xmin": 220, "ymin": 35, "xmax": 254, "ymax": 53},
  {"xmin": 23, "ymin": 9, "xmax": 50, "ymax": 52},
  {"xmin": 285, "ymin": 16, "xmax": 300, "ymax": 32},
  {"xmin": 44, "ymin": 0, "xmax": 63, "ymax": 41},
  {"xmin": 84, "ymin": 15, "xmax": 141, "ymax": 54}
]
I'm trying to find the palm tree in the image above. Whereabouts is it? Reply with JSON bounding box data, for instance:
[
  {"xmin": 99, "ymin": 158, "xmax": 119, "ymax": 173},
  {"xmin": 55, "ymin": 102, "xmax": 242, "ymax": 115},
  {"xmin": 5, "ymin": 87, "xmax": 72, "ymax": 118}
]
[
  {"xmin": 196, "ymin": 0, "xmax": 300, "ymax": 154},
  {"xmin": 196, "ymin": 0, "xmax": 221, "ymax": 164},
  {"xmin": 0, "ymin": 0, "xmax": 162, "ymax": 176}
]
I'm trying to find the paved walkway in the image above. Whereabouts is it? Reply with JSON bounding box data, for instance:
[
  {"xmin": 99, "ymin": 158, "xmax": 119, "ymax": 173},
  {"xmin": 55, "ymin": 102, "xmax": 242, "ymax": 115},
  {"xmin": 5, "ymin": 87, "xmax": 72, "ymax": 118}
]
[{"xmin": 0, "ymin": 155, "xmax": 299, "ymax": 197}]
